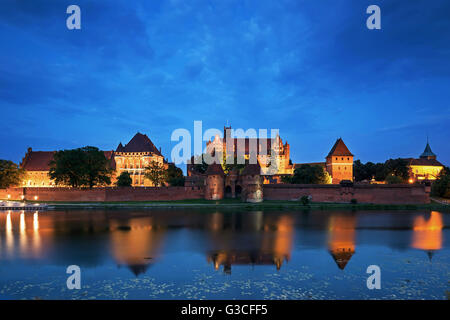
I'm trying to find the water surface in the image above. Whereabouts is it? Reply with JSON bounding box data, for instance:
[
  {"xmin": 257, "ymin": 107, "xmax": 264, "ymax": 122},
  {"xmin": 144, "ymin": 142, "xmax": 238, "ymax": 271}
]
[{"xmin": 0, "ymin": 209, "xmax": 449, "ymax": 299}]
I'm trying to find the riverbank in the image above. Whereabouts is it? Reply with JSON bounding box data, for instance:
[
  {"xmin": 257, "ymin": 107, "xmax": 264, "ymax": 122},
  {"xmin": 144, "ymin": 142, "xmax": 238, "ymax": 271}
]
[{"xmin": 21, "ymin": 198, "xmax": 450, "ymax": 211}]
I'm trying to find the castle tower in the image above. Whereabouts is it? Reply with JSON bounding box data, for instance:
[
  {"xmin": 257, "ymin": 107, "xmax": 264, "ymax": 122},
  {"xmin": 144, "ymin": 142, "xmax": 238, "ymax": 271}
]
[
  {"xmin": 241, "ymin": 163, "xmax": 263, "ymax": 203},
  {"xmin": 205, "ymin": 164, "xmax": 225, "ymax": 200},
  {"xmin": 325, "ymin": 138, "xmax": 354, "ymax": 184}
]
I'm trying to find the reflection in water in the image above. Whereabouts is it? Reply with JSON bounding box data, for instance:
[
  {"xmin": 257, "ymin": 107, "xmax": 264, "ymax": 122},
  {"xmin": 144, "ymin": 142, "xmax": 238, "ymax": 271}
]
[
  {"xmin": 109, "ymin": 217, "xmax": 165, "ymax": 276},
  {"xmin": 0, "ymin": 209, "xmax": 448, "ymax": 278},
  {"xmin": 206, "ymin": 213, "xmax": 294, "ymax": 274},
  {"xmin": 412, "ymin": 211, "xmax": 443, "ymax": 260},
  {"xmin": 327, "ymin": 215, "xmax": 357, "ymax": 270},
  {"xmin": 5, "ymin": 211, "xmax": 13, "ymax": 256}
]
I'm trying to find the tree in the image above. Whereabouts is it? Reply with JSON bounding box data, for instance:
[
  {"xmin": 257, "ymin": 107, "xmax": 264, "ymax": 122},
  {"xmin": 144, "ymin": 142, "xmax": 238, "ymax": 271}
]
[
  {"xmin": 116, "ymin": 171, "xmax": 132, "ymax": 187},
  {"xmin": 431, "ymin": 167, "xmax": 450, "ymax": 198},
  {"xmin": 384, "ymin": 158, "xmax": 409, "ymax": 182},
  {"xmin": 385, "ymin": 174, "xmax": 404, "ymax": 184},
  {"xmin": 49, "ymin": 146, "xmax": 113, "ymax": 188},
  {"xmin": 167, "ymin": 163, "xmax": 185, "ymax": 186},
  {"xmin": 0, "ymin": 160, "xmax": 25, "ymax": 188},
  {"xmin": 144, "ymin": 161, "xmax": 167, "ymax": 187},
  {"xmin": 191, "ymin": 154, "xmax": 209, "ymax": 174},
  {"xmin": 283, "ymin": 164, "xmax": 329, "ymax": 184},
  {"xmin": 354, "ymin": 158, "xmax": 409, "ymax": 183}
]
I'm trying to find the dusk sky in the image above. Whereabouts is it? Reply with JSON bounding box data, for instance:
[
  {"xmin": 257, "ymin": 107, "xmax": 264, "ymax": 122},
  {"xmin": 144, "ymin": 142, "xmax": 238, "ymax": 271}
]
[{"xmin": 1, "ymin": 0, "xmax": 449, "ymax": 170}]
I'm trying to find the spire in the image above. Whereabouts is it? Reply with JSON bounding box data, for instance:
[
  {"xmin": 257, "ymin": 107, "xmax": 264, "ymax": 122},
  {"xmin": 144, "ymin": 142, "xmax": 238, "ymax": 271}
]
[{"xmin": 420, "ymin": 139, "xmax": 436, "ymax": 160}]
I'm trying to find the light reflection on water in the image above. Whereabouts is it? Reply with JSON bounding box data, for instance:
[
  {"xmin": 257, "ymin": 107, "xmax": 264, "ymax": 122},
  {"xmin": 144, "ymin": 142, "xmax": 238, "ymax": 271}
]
[{"xmin": 0, "ymin": 209, "xmax": 449, "ymax": 299}]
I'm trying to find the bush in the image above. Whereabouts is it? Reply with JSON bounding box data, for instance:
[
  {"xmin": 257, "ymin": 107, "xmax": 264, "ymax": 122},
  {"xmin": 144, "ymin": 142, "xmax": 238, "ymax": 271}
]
[
  {"xmin": 300, "ymin": 195, "xmax": 310, "ymax": 206},
  {"xmin": 116, "ymin": 171, "xmax": 132, "ymax": 187},
  {"xmin": 350, "ymin": 198, "xmax": 358, "ymax": 204}
]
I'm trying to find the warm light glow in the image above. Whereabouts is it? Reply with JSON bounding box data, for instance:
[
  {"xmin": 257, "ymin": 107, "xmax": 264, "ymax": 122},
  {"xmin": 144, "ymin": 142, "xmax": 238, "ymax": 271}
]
[
  {"xmin": 409, "ymin": 178, "xmax": 414, "ymax": 184},
  {"xmin": 412, "ymin": 211, "xmax": 443, "ymax": 251},
  {"xmin": 7, "ymin": 194, "xmax": 11, "ymax": 199},
  {"xmin": 6, "ymin": 211, "xmax": 14, "ymax": 255},
  {"xmin": 328, "ymin": 215, "xmax": 356, "ymax": 270},
  {"xmin": 34, "ymin": 196, "xmax": 38, "ymax": 201},
  {"xmin": 20, "ymin": 211, "xmax": 26, "ymax": 232},
  {"xmin": 21, "ymin": 195, "xmax": 25, "ymax": 200},
  {"xmin": 6, "ymin": 211, "xmax": 12, "ymax": 231},
  {"xmin": 33, "ymin": 211, "xmax": 39, "ymax": 231}
]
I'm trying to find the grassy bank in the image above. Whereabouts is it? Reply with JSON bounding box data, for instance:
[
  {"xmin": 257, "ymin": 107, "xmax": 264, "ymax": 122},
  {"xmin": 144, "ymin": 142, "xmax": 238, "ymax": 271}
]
[{"xmin": 19, "ymin": 198, "xmax": 450, "ymax": 211}]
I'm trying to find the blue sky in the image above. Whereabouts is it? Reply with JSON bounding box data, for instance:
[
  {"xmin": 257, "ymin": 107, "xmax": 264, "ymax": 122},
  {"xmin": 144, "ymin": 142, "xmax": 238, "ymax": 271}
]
[{"xmin": 1, "ymin": 0, "xmax": 449, "ymax": 169}]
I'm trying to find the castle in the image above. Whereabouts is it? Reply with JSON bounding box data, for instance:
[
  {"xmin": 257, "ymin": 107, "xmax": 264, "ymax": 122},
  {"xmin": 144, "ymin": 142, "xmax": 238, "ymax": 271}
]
[
  {"xmin": 205, "ymin": 126, "xmax": 293, "ymax": 175},
  {"xmin": 405, "ymin": 140, "xmax": 444, "ymax": 182},
  {"xmin": 20, "ymin": 133, "xmax": 167, "ymax": 187}
]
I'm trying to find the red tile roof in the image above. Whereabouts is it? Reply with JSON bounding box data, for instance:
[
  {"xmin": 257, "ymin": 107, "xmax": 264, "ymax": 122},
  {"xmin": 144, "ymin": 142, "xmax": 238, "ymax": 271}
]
[
  {"xmin": 21, "ymin": 151, "xmax": 55, "ymax": 171},
  {"xmin": 116, "ymin": 133, "xmax": 162, "ymax": 156},
  {"xmin": 327, "ymin": 138, "xmax": 353, "ymax": 157},
  {"xmin": 21, "ymin": 150, "xmax": 116, "ymax": 171},
  {"xmin": 406, "ymin": 158, "xmax": 443, "ymax": 167}
]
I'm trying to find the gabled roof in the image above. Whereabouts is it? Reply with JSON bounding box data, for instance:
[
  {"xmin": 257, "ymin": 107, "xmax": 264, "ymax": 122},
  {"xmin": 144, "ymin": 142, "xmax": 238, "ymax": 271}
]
[
  {"xmin": 21, "ymin": 151, "xmax": 55, "ymax": 171},
  {"xmin": 21, "ymin": 150, "xmax": 116, "ymax": 171},
  {"xmin": 420, "ymin": 142, "xmax": 436, "ymax": 158},
  {"xmin": 327, "ymin": 138, "xmax": 353, "ymax": 157},
  {"xmin": 116, "ymin": 133, "xmax": 162, "ymax": 156},
  {"xmin": 406, "ymin": 158, "xmax": 443, "ymax": 167}
]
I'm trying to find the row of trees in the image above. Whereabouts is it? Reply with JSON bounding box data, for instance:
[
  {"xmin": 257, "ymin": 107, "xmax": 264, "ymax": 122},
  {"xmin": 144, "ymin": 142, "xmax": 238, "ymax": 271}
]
[
  {"xmin": 281, "ymin": 164, "xmax": 331, "ymax": 184},
  {"xmin": 353, "ymin": 158, "xmax": 410, "ymax": 183},
  {"xmin": 0, "ymin": 146, "xmax": 185, "ymax": 189}
]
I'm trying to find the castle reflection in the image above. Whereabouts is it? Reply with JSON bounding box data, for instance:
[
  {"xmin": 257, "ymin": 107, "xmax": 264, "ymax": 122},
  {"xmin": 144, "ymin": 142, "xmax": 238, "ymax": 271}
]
[
  {"xmin": 411, "ymin": 211, "xmax": 443, "ymax": 260},
  {"xmin": 206, "ymin": 213, "xmax": 294, "ymax": 273},
  {"xmin": 0, "ymin": 209, "xmax": 447, "ymax": 277}
]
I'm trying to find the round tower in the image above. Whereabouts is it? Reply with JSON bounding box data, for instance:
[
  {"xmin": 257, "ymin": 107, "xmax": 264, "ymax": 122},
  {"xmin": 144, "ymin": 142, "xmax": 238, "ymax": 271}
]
[
  {"xmin": 205, "ymin": 164, "xmax": 225, "ymax": 200},
  {"xmin": 241, "ymin": 163, "xmax": 263, "ymax": 203}
]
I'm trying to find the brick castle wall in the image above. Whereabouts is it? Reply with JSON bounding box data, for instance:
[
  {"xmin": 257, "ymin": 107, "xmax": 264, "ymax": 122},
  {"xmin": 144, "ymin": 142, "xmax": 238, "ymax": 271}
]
[
  {"xmin": 1, "ymin": 184, "xmax": 429, "ymax": 204},
  {"xmin": 263, "ymin": 184, "xmax": 430, "ymax": 204},
  {"xmin": 0, "ymin": 187, "xmax": 204, "ymax": 202}
]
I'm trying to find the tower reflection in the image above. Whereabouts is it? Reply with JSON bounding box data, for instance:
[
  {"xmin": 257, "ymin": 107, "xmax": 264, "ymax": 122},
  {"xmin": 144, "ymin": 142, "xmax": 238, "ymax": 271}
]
[
  {"xmin": 411, "ymin": 211, "xmax": 443, "ymax": 260},
  {"xmin": 109, "ymin": 217, "xmax": 165, "ymax": 276},
  {"xmin": 327, "ymin": 214, "xmax": 357, "ymax": 270}
]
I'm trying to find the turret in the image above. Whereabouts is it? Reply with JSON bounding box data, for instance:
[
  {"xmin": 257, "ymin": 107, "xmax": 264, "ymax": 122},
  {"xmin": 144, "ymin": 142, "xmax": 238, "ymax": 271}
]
[{"xmin": 205, "ymin": 164, "xmax": 225, "ymax": 200}]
